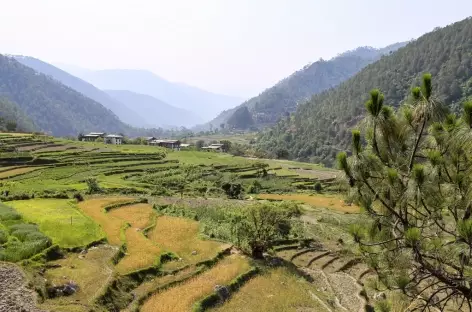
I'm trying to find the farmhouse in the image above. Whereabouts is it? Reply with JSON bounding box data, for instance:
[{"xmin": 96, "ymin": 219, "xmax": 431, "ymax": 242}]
[
  {"xmin": 202, "ymin": 143, "xmax": 224, "ymax": 152},
  {"xmin": 81, "ymin": 132, "xmax": 105, "ymax": 142},
  {"xmin": 149, "ymin": 139, "xmax": 181, "ymax": 149},
  {"xmin": 104, "ymin": 134, "xmax": 123, "ymax": 145}
]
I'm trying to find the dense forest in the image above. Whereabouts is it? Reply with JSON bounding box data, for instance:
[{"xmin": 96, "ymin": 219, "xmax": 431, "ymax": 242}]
[
  {"xmin": 13, "ymin": 56, "xmax": 147, "ymax": 128},
  {"xmin": 258, "ymin": 17, "xmax": 472, "ymax": 166},
  {"xmin": 0, "ymin": 55, "xmax": 175, "ymax": 137},
  {"xmin": 203, "ymin": 42, "xmax": 406, "ymax": 131},
  {"xmin": 0, "ymin": 97, "xmax": 35, "ymax": 132}
]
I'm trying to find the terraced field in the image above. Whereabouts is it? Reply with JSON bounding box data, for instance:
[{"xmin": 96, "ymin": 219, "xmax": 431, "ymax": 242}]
[{"xmin": 1, "ymin": 133, "xmax": 382, "ymax": 312}]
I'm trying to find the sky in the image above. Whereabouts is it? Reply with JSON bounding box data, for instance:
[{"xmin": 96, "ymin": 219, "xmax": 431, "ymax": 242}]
[{"xmin": 0, "ymin": 0, "xmax": 471, "ymax": 98}]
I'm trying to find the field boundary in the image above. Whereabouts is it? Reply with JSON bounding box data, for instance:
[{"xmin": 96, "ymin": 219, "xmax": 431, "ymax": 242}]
[{"xmin": 192, "ymin": 266, "xmax": 260, "ymax": 312}]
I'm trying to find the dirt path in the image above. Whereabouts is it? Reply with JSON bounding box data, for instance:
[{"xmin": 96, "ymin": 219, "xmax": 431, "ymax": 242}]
[{"xmin": 0, "ymin": 262, "xmax": 44, "ymax": 312}]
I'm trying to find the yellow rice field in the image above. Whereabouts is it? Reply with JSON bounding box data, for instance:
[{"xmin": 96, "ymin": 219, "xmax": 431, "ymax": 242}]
[
  {"xmin": 78, "ymin": 198, "xmax": 162, "ymax": 273},
  {"xmin": 77, "ymin": 197, "xmax": 134, "ymax": 245},
  {"xmin": 258, "ymin": 193, "xmax": 360, "ymax": 213},
  {"xmin": 213, "ymin": 267, "xmax": 326, "ymax": 312},
  {"xmin": 148, "ymin": 215, "xmax": 227, "ymax": 268},
  {"xmin": 0, "ymin": 166, "xmax": 44, "ymax": 179},
  {"xmin": 115, "ymin": 226, "xmax": 161, "ymax": 274},
  {"xmin": 141, "ymin": 255, "xmax": 251, "ymax": 312}
]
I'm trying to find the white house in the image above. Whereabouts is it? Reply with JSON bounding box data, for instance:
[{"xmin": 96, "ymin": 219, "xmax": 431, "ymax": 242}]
[{"xmin": 104, "ymin": 134, "xmax": 123, "ymax": 145}]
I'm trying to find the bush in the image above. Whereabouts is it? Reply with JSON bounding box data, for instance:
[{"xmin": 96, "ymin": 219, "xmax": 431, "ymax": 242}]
[
  {"xmin": 221, "ymin": 182, "xmax": 243, "ymax": 199},
  {"xmin": 85, "ymin": 178, "xmax": 101, "ymax": 194},
  {"xmin": 73, "ymin": 192, "xmax": 84, "ymax": 202},
  {"xmin": 314, "ymin": 182, "xmax": 322, "ymax": 192},
  {"xmin": 247, "ymin": 180, "xmax": 262, "ymax": 194}
]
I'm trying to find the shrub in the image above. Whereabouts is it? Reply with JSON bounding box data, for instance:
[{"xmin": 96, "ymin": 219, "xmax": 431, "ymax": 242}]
[
  {"xmin": 314, "ymin": 182, "xmax": 322, "ymax": 192},
  {"xmin": 85, "ymin": 178, "xmax": 101, "ymax": 194},
  {"xmin": 221, "ymin": 182, "xmax": 243, "ymax": 199},
  {"xmin": 73, "ymin": 192, "xmax": 84, "ymax": 202}
]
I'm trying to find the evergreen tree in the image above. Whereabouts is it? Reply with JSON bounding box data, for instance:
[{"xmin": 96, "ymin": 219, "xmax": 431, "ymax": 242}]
[{"xmin": 339, "ymin": 74, "xmax": 472, "ymax": 310}]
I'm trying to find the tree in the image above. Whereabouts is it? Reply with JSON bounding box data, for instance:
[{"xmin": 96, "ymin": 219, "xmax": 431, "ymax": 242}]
[
  {"xmin": 5, "ymin": 121, "xmax": 16, "ymax": 132},
  {"xmin": 220, "ymin": 140, "xmax": 232, "ymax": 152},
  {"xmin": 195, "ymin": 140, "xmax": 205, "ymax": 149},
  {"xmin": 276, "ymin": 148, "xmax": 289, "ymax": 159},
  {"xmin": 221, "ymin": 182, "xmax": 243, "ymax": 199},
  {"xmin": 85, "ymin": 178, "xmax": 101, "ymax": 194},
  {"xmin": 339, "ymin": 74, "xmax": 472, "ymax": 310},
  {"xmin": 231, "ymin": 202, "xmax": 300, "ymax": 258}
]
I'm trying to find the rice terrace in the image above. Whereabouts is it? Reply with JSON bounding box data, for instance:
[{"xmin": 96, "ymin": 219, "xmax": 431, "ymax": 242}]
[{"xmin": 0, "ymin": 131, "xmax": 452, "ymax": 312}]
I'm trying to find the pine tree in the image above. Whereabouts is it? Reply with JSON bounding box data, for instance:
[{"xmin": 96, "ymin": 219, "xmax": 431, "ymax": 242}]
[{"xmin": 339, "ymin": 74, "xmax": 472, "ymax": 310}]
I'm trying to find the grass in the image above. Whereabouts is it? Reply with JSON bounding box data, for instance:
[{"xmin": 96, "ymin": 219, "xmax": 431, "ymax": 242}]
[
  {"xmin": 39, "ymin": 245, "xmax": 116, "ymax": 312},
  {"xmin": 0, "ymin": 167, "xmax": 44, "ymax": 179},
  {"xmin": 257, "ymin": 193, "xmax": 359, "ymax": 213},
  {"xmin": 8, "ymin": 199, "xmax": 104, "ymax": 248},
  {"xmin": 141, "ymin": 255, "xmax": 251, "ymax": 312},
  {"xmin": 148, "ymin": 215, "xmax": 227, "ymax": 269},
  {"xmin": 212, "ymin": 267, "xmax": 329, "ymax": 312}
]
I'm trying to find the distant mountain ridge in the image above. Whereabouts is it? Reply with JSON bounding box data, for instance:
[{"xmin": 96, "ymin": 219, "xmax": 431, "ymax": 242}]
[
  {"xmin": 0, "ymin": 54, "xmax": 135, "ymax": 136},
  {"xmin": 12, "ymin": 56, "xmax": 149, "ymax": 128},
  {"xmin": 257, "ymin": 17, "xmax": 472, "ymax": 165},
  {"xmin": 105, "ymin": 90, "xmax": 202, "ymax": 128},
  {"xmin": 201, "ymin": 42, "xmax": 407, "ymax": 131},
  {"xmin": 65, "ymin": 68, "xmax": 244, "ymax": 123}
]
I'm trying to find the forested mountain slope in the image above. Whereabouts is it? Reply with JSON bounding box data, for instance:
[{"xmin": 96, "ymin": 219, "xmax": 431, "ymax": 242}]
[
  {"xmin": 12, "ymin": 56, "xmax": 148, "ymax": 128},
  {"xmin": 258, "ymin": 17, "xmax": 472, "ymax": 166},
  {"xmin": 0, "ymin": 54, "xmax": 135, "ymax": 136},
  {"xmin": 105, "ymin": 90, "xmax": 200, "ymax": 128},
  {"xmin": 202, "ymin": 42, "xmax": 407, "ymax": 130},
  {"xmin": 0, "ymin": 97, "xmax": 35, "ymax": 132}
]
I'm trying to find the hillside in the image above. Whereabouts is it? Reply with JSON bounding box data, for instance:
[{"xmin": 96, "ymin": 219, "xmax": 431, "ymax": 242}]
[
  {"xmin": 67, "ymin": 68, "xmax": 243, "ymax": 122},
  {"xmin": 105, "ymin": 90, "xmax": 202, "ymax": 128},
  {"xmin": 258, "ymin": 17, "xmax": 472, "ymax": 166},
  {"xmin": 0, "ymin": 54, "xmax": 136, "ymax": 136},
  {"xmin": 12, "ymin": 56, "xmax": 148, "ymax": 128},
  {"xmin": 202, "ymin": 42, "xmax": 407, "ymax": 130},
  {"xmin": 0, "ymin": 97, "xmax": 35, "ymax": 132}
]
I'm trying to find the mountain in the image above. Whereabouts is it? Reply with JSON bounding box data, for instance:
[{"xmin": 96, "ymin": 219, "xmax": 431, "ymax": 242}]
[
  {"xmin": 67, "ymin": 68, "xmax": 244, "ymax": 122},
  {"xmin": 258, "ymin": 17, "xmax": 472, "ymax": 166},
  {"xmin": 12, "ymin": 56, "xmax": 148, "ymax": 128},
  {"xmin": 105, "ymin": 90, "xmax": 202, "ymax": 128},
  {"xmin": 203, "ymin": 42, "xmax": 407, "ymax": 131},
  {"xmin": 0, "ymin": 54, "xmax": 139, "ymax": 136}
]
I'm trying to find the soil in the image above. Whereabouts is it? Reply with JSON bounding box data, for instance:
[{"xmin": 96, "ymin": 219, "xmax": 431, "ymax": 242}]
[{"xmin": 0, "ymin": 262, "xmax": 44, "ymax": 312}]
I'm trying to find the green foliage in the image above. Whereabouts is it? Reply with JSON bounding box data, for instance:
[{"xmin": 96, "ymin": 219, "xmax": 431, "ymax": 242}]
[
  {"xmin": 341, "ymin": 74, "xmax": 472, "ymax": 309},
  {"xmin": 221, "ymin": 182, "xmax": 243, "ymax": 199},
  {"xmin": 258, "ymin": 18, "xmax": 472, "ymax": 164},
  {"xmin": 374, "ymin": 300, "xmax": 392, "ymax": 312},
  {"xmin": 195, "ymin": 140, "xmax": 205, "ymax": 149},
  {"xmin": 86, "ymin": 178, "xmax": 101, "ymax": 194},
  {"xmin": 0, "ymin": 203, "xmax": 51, "ymax": 262},
  {"xmin": 207, "ymin": 43, "xmax": 406, "ymax": 130},
  {"xmin": 158, "ymin": 201, "xmax": 302, "ymax": 258},
  {"xmin": 226, "ymin": 106, "xmax": 254, "ymax": 130}
]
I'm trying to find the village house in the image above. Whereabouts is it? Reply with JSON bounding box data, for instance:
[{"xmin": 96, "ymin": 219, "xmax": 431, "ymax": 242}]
[
  {"xmin": 149, "ymin": 139, "xmax": 181, "ymax": 150},
  {"xmin": 104, "ymin": 134, "xmax": 123, "ymax": 145},
  {"xmin": 202, "ymin": 143, "xmax": 224, "ymax": 152},
  {"xmin": 81, "ymin": 132, "xmax": 105, "ymax": 142}
]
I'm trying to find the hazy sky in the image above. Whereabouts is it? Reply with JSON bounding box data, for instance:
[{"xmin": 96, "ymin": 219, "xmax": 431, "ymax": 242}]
[{"xmin": 1, "ymin": 0, "xmax": 471, "ymax": 98}]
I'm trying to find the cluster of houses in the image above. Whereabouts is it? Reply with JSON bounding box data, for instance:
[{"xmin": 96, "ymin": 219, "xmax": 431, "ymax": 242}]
[
  {"xmin": 81, "ymin": 132, "xmax": 124, "ymax": 144},
  {"xmin": 80, "ymin": 132, "xmax": 224, "ymax": 152}
]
